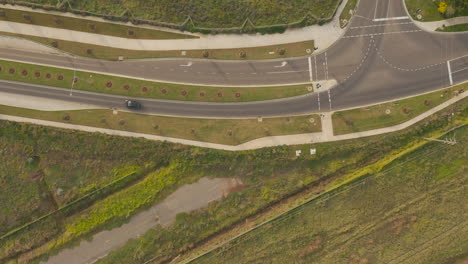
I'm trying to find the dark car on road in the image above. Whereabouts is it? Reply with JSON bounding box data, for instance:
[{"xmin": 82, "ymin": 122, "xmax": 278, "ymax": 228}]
[{"xmin": 125, "ymin": 100, "xmax": 142, "ymax": 110}]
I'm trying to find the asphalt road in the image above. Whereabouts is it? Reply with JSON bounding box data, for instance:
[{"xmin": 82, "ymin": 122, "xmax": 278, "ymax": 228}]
[{"xmin": 0, "ymin": 0, "xmax": 467, "ymax": 117}]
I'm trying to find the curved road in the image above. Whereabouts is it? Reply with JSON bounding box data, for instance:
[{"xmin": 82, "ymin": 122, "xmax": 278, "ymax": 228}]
[{"xmin": 0, "ymin": 0, "xmax": 467, "ymax": 118}]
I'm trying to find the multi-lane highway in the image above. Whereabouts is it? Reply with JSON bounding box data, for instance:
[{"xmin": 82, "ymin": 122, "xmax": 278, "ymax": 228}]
[{"xmin": 0, "ymin": 0, "xmax": 467, "ymax": 117}]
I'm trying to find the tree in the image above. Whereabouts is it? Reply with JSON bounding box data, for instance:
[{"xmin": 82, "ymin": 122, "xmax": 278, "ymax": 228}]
[{"xmin": 438, "ymin": 2, "xmax": 448, "ymax": 14}]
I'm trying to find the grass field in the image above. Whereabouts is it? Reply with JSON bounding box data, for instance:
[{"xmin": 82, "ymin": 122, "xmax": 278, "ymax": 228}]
[
  {"xmin": 1, "ymin": 97, "xmax": 465, "ymax": 263},
  {"xmin": 0, "ymin": 7, "xmax": 196, "ymax": 40},
  {"xmin": 339, "ymin": 0, "xmax": 358, "ymax": 28},
  {"xmin": 0, "ymin": 105, "xmax": 321, "ymax": 145},
  {"xmin": 94, "ymin": 99, "xmax": 467, "ymax": 264},
  {"xmin": 0, "ymin": 32, "xmax": 315, "ymax": 60},
  {"xmin": 0, "ymin": 59, "xmax": 312, "ymax": 102},
  {"xmin": 436, "ymin": 23, "xmax": 468, "ymax": 32},
  {"xmin": 332, "ymin": 83, "xmax": 466, "ymax": 135},
  {"xmin": 15, "ymin": 0, "xmax": 341, "ymax": 29},
  {"xmin": 405, "ymin": 0, "xmax": 468, "ymax": 21},
  {"xmin": 192, "ymin": 124, "xmax": 468, "ymax": 264}
]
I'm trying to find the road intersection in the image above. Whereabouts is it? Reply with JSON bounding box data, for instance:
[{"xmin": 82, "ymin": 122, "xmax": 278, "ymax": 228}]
[{"xmin": 0, "ymin": 0, "xmax": 466, "ymax": 118}]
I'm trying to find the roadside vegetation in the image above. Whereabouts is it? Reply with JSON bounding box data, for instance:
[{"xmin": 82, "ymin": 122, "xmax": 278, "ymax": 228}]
[
  {"xmin": 0, "ymin": 59, "xmax": 312, "ymax": 102},
  {"xmin": 193, "ymin": 124, "xmax": 468, "ymax": 264},
  {"xmin": 7, "ymin": 0, "xmax": 341, "ymax": 32},
  {"xmin": 97, "ymin": 99, "xmax": 465, "ymax": 264},
  {"xmin": 332, "ymin": 83, "xmax": 466, "ymax": 135},
  {"xmin": 436, "ymin": 23, "xmax": 468, "ymax": 32},
  {"xmin": 0, "ymin": 105, "xmax": 321, "ymax": 145},
  {"xmin": 0, "ymin": 32, "xmax": 315, "ymax": 60},
  {"xmin": 0, "ymin": 7, "xmax": 196, "ymax": 39},
  {"xmin": 339, "ymin": 0, "xmax": 358, "ymax": 28},
  {"xmin": 405, "ymin": 0, "xmax": 468, "ymax": 21},
  {"xmin": 0, "ymin": 96, "xmax": 465, "ymax": 263}
]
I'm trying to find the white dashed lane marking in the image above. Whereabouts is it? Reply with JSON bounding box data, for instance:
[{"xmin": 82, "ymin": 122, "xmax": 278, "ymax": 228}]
[
  {"xmin": 342, "ymin": 38, "xmax": 374, "ymax": 82},
  {"xmin": 374, "ymin": 41, "xmax": 444, "ymax": 72}
]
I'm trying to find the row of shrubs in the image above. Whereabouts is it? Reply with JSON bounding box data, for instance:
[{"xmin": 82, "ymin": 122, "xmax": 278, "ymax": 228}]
[{"xmin": 0, "ymin": 0, "xmax": 335, "ymax": 34}]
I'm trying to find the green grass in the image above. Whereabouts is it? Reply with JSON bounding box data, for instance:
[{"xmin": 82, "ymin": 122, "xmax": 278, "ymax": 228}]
[
  {"xmin": 339, "ymin": 0, "xmax": 358, "ymax": 28},
  {"xmin": 192, "ymin": 125, "xmax": 468, "ymax": 264},
  {"xmin": 93, "ymin": 99, "xmax": 467, "ymax": 264},
  {"xmin": 14, "ymin": 0, "xmax": 341, "ymax": 29},
  {"xmin": 405, "ymin": 0, "xmax": 468, "ymax": 21},
  {"xmin": 332, "ymin": 83, "xmax": 467, "ymax": 135},
  {"xmin": 0, "ymin": 59, "xmax": 312, "ymax": 102},
  {"xmin": 0, "ymin": 105, "xmax": 321, "ymax": 145},
  {"xmin": 436, "ymin": 23, "xmax": 468, "ymax": 32},
  {"xmin": 2, "ymin": 97, "xmax": 465, "ymax": 263},
  {"xmin": 0, "ymin": 32, "xmax": 315, "ymax": 60},
  {"xmin": 0, "ymin": 7, "xmax": 196, "ymax": 40}
]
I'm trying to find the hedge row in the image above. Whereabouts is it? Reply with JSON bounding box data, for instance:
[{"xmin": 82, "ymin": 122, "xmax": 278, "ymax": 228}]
[{"xmin": 0, "ymin": 0, "xmax": 341, "ymax": 34}]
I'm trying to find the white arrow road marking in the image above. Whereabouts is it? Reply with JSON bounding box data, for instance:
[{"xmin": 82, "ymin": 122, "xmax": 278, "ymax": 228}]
[
  {"xmin": 274, "ymin": 61, "xmax": 288, "ymax": 68},
  {"xmin": 180, "ymin": 62, "xmax": 193, "ymax": 67}
]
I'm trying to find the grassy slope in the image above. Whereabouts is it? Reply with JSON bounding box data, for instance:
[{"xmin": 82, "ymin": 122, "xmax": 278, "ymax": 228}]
[
  {"xmin": 0, "ymin": 8, "xmax": 196, "ymax": 40},
  {"xmin": 93, "ymin": 99, "xmax": 467, "ymax": 264},
  {"xmin": 193, "ymin": 125, "xmax": 467, "ymax": 264},
  {"xmin": 405, "ymin": 0, "xmax": 468, "ymax": 21},
  {"xmin": 16, "ymin": 0, "xmax": 341, "ymax": 28},
  {"xmin": 332, "ymin": 83, "xmax": 466, "ymax": 135},
  {"xmin": 2, "ymin": 98, "xmax": 466, "ymax": 263},
  {"xmin": 0, "ymin": 60, "xmax": 311, "ymax": 102},
  {"xmin": 0, "ymin": 106, "xmax": 321, "ymax": 145},
  {"xmin": 0, "ymin": 32, "xmax": 314, "ymax": 60}
]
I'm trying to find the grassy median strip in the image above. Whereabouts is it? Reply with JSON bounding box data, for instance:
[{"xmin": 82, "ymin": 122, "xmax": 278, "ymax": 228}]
[
  {"xmin": 0, "ymin": 7, "xmax": 196, "ymax": 40},
  {"xmin": 405, "ymin": 0, "xmax": 467, "ymax": 22},
  {"xmin": 0, "ymin": 105, "xmax": 321, "ymax": 145},
  {"xmin": 0, "ymin": 32, "xmax": 314, "ymax": 60},
  {"xmin": 339, "ymin": 0, "xmax": 358, "ymax": 28},
  {"xmin": 332, "ymin": 83, "xmax": 467, "ymax": 135},
  {"xmin": 436, "ymin": 23, "xmax": 468, "ymax": 32},
  {"xmin": 0, "ymin": 59, "xmax": 312, "ymax": 102}
]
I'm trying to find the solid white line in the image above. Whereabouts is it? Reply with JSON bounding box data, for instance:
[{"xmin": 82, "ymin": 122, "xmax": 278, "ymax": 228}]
[
  {"xmin": 451, "ymin": 67, "xmax": 468, "ymax": 74},
  {"xmin": 447, "ymin": 61, "xmax": 453, "ymax": 85},
  {"xmin": 308, "ymin": 56, "xmax": 313, "ymax": 82},
  {"xmin": 324, "ymin": 52, "xmax": 329, "ymax": 80},
  {"xmin": 373, "ymin": 16, "xmax": 409, "ymax": 22},
  {"xmin": 374, "ymin": 0, "xmax": 379, "ymax": 19},
  {"xmin": 350, "ymin": 22, "xmax": 412, "ymax": 29},
  {"xmin": 317, "ymin": 93, "xmax": 321, "ymax": 111},
  {"xmin": 266, "ymin": 70, "xmax": 306, "ymax": 74},
  {"xmin": 342, "ymin": 29, "xmax": 422, "ymax": 38},
  {"xmin": 314, "ymin": 56, "xmax": 318, "ymax": 82}
]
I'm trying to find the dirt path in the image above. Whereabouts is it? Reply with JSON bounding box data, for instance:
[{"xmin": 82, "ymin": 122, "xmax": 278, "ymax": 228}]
[{"xmin": 41, "ymin": 177, "xmax": 243, "ymax": 264}]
